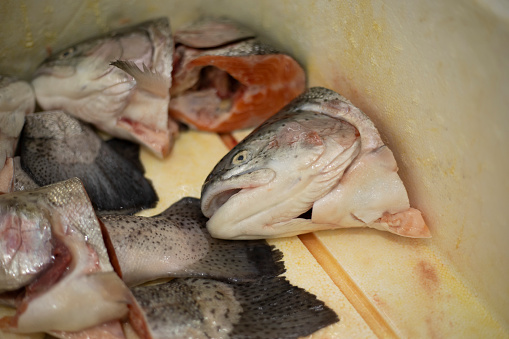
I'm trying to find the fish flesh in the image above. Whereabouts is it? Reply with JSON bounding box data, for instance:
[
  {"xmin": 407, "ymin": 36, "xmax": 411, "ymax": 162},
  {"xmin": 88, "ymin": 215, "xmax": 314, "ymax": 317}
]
[
  {"xmin": 0, "ymin": 76, "xmax": 35, "ymax": 192},
  {"xmin": 169, "ymin": 17, "xmax": 306, "ymax": 132},
  {"xmin": 201, "ymin": 87, "xmax": 430, "ymax": 239},
  {"xmin": 129, "ymin": 277, "xmax": 339, "ymax": 339},
  {"xmin": 0, "ymin": 178, "xmax": 132, "ymax": 334},
  {"xmin": 31, "ymin": 18, "xmax": 177, "ymax": 158},
  {"xmin": 18, "ymin": 110, "xmax": 158, "ymax": 214},
  {"xmin": 100, "ymin": 197, "xmax": 285, "ymax": 287}
]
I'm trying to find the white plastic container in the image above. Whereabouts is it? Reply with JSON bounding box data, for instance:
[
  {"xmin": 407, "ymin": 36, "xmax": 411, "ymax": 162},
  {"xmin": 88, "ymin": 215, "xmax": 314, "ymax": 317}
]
[{"xmin": 1, "ymin": 1, "xmax": 508, "ymax": 337}]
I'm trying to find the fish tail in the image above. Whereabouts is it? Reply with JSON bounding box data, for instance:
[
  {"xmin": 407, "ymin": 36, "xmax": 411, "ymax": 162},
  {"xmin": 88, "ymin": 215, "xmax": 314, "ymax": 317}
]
[
  {"xmin": 186, "ymin": 239, "xmax": 286, "ymax": 282},
  {"xmin": 230, "ymin": 276, "xmax": 339, "ymax": 338}
]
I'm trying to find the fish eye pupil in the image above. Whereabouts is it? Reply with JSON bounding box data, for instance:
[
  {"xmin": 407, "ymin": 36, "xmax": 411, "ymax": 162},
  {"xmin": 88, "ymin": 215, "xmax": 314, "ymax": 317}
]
[
  {"xmin": 232, "ymin": 150, "xmax": 248, "ymax": 165},
  {"xmin": 60, "ymin": 47, "xmax": 75, "ymax": 59}
]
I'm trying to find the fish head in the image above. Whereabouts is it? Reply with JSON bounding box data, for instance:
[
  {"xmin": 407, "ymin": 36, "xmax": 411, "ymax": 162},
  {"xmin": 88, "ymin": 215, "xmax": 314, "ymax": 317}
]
[
  {"xmin": 31, "ymin": 31, "xmax": 151, "ymax": 123},
  {"xmin": 201, "ymin": 110, "xmax": 360, "ymax": 239}
]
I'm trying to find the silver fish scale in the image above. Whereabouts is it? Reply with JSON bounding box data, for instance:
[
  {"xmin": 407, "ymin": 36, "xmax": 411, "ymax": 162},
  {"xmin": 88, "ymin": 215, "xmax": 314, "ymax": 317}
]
[
  {"xmin": 197, "ymin": 38, "xmax": 281, "ymax": 58},
  {"xmin": 43, "ymin": 178, "xmax": 112, "ymax": 272}
]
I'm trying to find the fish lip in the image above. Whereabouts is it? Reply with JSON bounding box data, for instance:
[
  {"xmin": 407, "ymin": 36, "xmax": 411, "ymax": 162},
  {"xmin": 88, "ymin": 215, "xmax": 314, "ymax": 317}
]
[{"xmin": 201, "ymin": 168, "xmax": 276, "ymax": 218}]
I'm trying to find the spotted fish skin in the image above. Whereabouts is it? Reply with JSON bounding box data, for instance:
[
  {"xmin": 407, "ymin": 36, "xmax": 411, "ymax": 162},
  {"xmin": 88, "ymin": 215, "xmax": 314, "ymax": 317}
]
[
  {"xmin": 19, "ymin": 110, "xmax": 158, "ymax": 214},
  {"xmin": 130, "ymin": 277, "xmax": 338, "ymax": 339},
  {"xmin": 100, "ymin": 197, "xmax": 285, "ymax": 287},
  {"xmin": 169, "ymin": 17, "xmax": 305, "ymax": 132},
  {"xmin": 201, "ymin": 87, "xmax": 430, "ymax": 239},
  {"xmin": 31, "ymin": 18, "xmax": 177, "ymax": 158}
]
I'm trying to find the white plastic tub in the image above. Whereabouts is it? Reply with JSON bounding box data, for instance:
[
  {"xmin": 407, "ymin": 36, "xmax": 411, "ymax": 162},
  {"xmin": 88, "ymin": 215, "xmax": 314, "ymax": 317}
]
[{"xmin": 1, "ymin": 1, "xmax": 508, "ymax": 337}]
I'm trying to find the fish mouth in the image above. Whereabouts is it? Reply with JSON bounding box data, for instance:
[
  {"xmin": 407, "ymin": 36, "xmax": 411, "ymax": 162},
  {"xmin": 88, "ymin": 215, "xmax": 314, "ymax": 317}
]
[{"xmin": 201, "ymin": 168, "xmax": 276, "ymax": 218}]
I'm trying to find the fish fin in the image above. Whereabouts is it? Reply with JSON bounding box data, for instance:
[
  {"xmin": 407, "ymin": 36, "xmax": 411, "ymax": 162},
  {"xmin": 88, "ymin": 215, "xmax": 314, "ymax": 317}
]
[
  {"xmin": 130, "ymin": 277, "xmax": 338, "ymax": 339},
  {"xmin": 105, "ymin": 138, "xmax": 145, "ymax": 174},
  {"xmin": 111, "ymin": 60, "xmax": 169, "ymax": 98},
  {"xmin": 230, "ymin": 277, "xmax": 339, "ymax": 338},
  {"xmin": 160, "ymin": 197, "xmax": 286, "ymax": 280},
  {"xmin": 19, "ymin": 111, "xmax": 158, "ymax": 214},
  {"xmin": 184, "ymin": 240, "xmax": 286, "ymax": 282},
  {"xmin": 102, "ymin": 197, "xmax": 285, "ymax": 286}
]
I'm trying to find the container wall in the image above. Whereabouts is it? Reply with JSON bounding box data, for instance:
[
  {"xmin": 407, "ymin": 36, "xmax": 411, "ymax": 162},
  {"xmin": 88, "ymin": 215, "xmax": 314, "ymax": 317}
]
[{"xmin": 1, "ymin": 0, "xmax": 508, "ymax": 328}]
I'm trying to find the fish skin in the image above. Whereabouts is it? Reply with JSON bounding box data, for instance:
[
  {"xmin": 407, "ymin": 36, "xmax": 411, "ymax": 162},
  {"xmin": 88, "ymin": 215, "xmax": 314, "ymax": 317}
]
[
  {"xmin": 0, "ymin": 178, "xmax": 132, "ymax": 334},
  {"xmin": 100, "ymin": 197, "xmax": 285, "ymax": 287},
  {"xmin": 19, "ymin": 110, "xmax": 158, "ymax": 214},
  {"xmin": 169, "ymin": 18, "xmax": 306, "ymax": 132},
  {"xmin": 201, "ymin": 87, "xmax": 430, "ymax": 239},
  {"xmin": 31, "ymin": 18, "xmax": 177, "ymax": 158},
  {"xmin": 0, "ymin": 76, "xmax": 35, "ymax": 192},
  {"xmin": 129, "ymin": 277, "xmax": 338, "ymax": 339},
  {"xmin": 174, "ymin": 17, "xmax": 256, "ymax": 48}
]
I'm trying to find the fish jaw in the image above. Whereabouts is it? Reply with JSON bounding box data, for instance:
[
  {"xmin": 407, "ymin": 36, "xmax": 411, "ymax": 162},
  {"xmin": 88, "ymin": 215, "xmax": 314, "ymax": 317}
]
[{"xmin": 201, "ymin": 168, "xmax": 277, "ymax": 219}]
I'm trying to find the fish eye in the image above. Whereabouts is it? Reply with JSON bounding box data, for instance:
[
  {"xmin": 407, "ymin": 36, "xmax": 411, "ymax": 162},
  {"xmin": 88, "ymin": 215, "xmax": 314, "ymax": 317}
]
[
  {"xmin": 58, "ymin": 47, "xmax": 76, "ymax": 59},
  {"xmin": 232, "ymin": 150, "xmax": 249, "ymax": 165}
]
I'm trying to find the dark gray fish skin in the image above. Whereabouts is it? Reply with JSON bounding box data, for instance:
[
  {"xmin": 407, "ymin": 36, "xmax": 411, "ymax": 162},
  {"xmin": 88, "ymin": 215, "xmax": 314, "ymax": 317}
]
[
  {"xmin": 19, "ymin": 110, "xmax": 158, "ymax": 214},
  {"xmin": 130, "ymin": 277, "xmax": 339, "ymax": 339},
  {"xmin": 105, "ymin": 138, "xmax": 145, "ymax": 174},
  {"xmin": 12, "ymin": 157, "xmax": 39, "ymax": 192},
  {"xmin": 100, "ymin": 197, "xmax": 285, "ymax": 287}
]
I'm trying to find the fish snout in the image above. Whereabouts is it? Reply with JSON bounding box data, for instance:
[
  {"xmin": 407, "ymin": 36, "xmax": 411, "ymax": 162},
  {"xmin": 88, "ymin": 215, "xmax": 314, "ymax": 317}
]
[{"xmin": 200, "ymin": 168, "xmax": 276, "ymax": 218}]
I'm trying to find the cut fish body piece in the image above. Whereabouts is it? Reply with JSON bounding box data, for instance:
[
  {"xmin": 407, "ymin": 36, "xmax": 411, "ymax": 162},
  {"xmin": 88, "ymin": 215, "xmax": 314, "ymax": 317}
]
[
  {"xmin": 31, "ymin": 18, "xmax": 176, "ymax": 158},
  {"xmin": 0, "ymin": 178, "xmax": 132, "ymax": 334},
  {"xmin": 100, "ymin": 197, "xmax": 284, "ymax": 287},
  {"xmin": 170, "ymin": 18, "xmax": 306, "ymax": 132}
]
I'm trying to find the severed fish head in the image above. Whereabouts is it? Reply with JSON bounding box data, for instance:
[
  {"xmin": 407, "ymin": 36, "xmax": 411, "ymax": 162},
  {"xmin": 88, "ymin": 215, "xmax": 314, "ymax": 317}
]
[
  {"xmin": 201, "ymin": 98, "xmax": 361, "ymax": 240},
  {"xmin": 32, "ymin": 18, "xmax": 176, "ymax": 158},
  {"xmin": 202, "ymin": 87, "xmax": 430, "ymax": 240}
]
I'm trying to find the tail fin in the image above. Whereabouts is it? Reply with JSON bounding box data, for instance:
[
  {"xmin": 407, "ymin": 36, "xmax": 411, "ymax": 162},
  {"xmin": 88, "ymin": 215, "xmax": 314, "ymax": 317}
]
[
  {"xmin": 130, "ymin": 277, "xmax": 339, "ymax": 339},
  {"xmin": 230, "ymin": 277, "xmax": 339, "ymax": 338}
]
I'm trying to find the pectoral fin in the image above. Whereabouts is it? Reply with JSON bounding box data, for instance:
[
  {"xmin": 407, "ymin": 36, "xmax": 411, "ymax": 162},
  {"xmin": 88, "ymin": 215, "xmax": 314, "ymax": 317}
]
[{"xmin": 111, "ymin": 61, "xmax": 170, "ymax": 98}]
